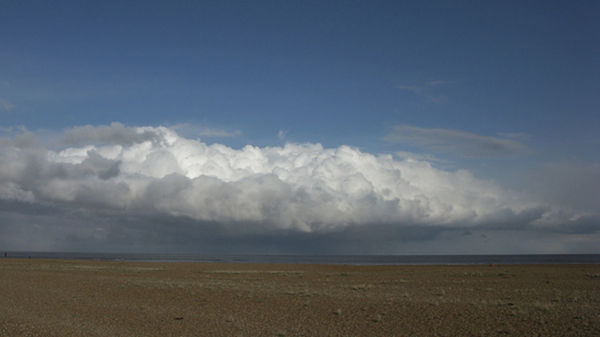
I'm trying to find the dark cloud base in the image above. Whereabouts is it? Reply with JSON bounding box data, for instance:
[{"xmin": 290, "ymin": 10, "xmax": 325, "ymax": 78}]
[{"xmin": 2, "ymin": 199, "xmax": 598, "ymax": 255}]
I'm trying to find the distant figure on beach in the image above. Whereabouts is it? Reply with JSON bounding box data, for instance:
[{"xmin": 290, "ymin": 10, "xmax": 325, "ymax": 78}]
[{"xmin": 3, "ymin": 252, "xmax": 6, "ymax": 257}]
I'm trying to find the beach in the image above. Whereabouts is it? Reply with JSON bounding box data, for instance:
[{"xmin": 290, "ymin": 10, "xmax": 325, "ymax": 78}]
[{"xmin": 0, "ymin": 259, "xmax": 598, "ymax": 336}]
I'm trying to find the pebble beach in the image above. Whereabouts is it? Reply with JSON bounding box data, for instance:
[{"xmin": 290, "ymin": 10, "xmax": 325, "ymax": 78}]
[{"xmin": 0, "ymin": 259, "xmax": 598, "ymax": 336}]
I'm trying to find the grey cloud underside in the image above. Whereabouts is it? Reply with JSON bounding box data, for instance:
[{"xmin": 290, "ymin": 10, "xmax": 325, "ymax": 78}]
[
  {"xmin": 0, "ymin": 124, "xmax": 596, "ymax": 252},
  {"xmin": 1, "ymin": 201, "xmax": 596, "ymax": 254},
  {"xmin": 0, "ymin": 205, "xmax": 443, "ymax": 254}
]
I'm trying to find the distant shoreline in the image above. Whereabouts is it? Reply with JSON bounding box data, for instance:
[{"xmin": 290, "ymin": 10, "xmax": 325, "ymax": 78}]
[{"xmin": 2, "ymin": 251, "xmax": 600, "ymax": 265}]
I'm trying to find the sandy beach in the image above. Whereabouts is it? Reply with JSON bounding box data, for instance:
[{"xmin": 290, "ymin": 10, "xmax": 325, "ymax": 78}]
[{"xmin": 0, "ymin": 259, "xmax": 598, "ymax": 336}]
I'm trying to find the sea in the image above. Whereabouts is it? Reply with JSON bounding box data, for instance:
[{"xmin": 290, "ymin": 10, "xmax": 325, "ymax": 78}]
[{"xmin": 2, "ymin": 251, "xmax": 600, "ymax": 265}]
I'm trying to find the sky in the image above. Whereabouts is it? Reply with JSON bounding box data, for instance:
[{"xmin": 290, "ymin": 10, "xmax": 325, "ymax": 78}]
[{"xmin": 0, "ymin": 1, "xmax": 599, "ymax": 254}]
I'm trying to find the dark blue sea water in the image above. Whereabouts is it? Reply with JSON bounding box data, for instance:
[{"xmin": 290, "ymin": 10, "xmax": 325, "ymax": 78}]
[{"xmin": 2, "ymin": 251, "xmax": 600, "ymax": 265}]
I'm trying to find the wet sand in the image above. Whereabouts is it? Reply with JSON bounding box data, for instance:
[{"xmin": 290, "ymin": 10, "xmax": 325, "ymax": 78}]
[{"xmin": 0, "ymin": 259, "xmax": 598, "ymax": 336}]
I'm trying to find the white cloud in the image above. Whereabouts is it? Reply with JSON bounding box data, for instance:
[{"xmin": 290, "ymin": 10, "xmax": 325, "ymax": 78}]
[
  {"xmin": 1, "ymin": 123, "xmax": 597, "ymax": 253},
  {"xmin": 386, "ymin": 125, "xmax": 530, "ymax": 157},
  {"xmin": 0, "ymin": 123, "xmax": 564, "ymax": 236}
]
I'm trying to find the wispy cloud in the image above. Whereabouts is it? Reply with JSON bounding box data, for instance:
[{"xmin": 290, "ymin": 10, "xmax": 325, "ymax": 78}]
[
  {"xmin": 386, "ymin": 125, "xmax": 530, "ymax": 157},
  {"xmin": 63, "ymin": 122, "xmax": 160, "ymax": 146},
  {"xmin": 277, "ymin": 130, "xmax": 288, "ymax": 141},
  {"xmin": 0, "ymin": 98, "xmax": 15, "ymax": 112},
  {"xmin": 171, "ymin": 123, "xmax": 242, "ymax": 139},
  {"xmin": 196, "ymin": 128, "xmax": 241, "ymax": 138},
  {"xmin": 395, "ymin": 150, "xmax": 447, "ymax": 163},
  {"xmin": 0, "ymin": 125, "xmax": 27, "ymax": 134},
  {"xmin": 396, "ymin": 80, "xmax": 450, "ymax": 103},
  {"xmin": 497, "ymin": 132, "xmax": 531, "ymax": 141}
]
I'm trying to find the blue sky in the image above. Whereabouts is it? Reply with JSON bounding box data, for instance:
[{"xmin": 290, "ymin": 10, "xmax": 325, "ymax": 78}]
[{"xmin": 0, "ymin": 1, "xmax": 598, "ymax": 254}]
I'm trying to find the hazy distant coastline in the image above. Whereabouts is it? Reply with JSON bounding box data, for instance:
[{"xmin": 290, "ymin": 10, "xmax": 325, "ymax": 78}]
[{"xmin": 3, "ymin": 251, "xmax": 600, "ymax": 265}]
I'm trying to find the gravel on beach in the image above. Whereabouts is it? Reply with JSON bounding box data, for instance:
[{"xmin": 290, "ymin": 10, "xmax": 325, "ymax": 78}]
[{"xmin": 0, "ymin": 259, "xmax": 598, "ymax": 336}]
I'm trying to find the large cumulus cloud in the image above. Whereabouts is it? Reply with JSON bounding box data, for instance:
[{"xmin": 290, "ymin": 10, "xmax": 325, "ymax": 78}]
[{"xmin": 0, "ymin": 123, "xmax": 596, "ymax": 253}]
